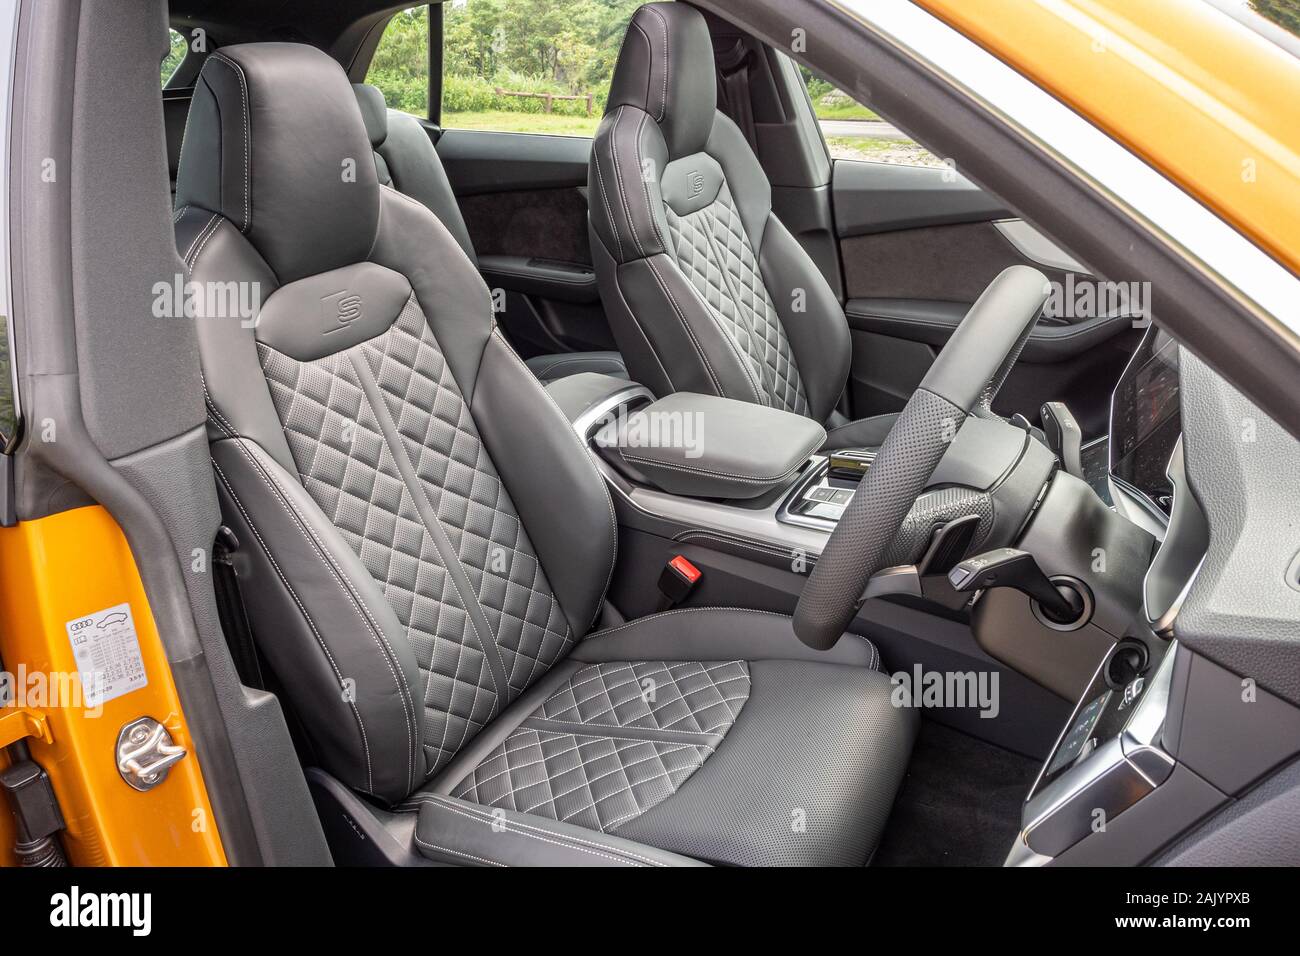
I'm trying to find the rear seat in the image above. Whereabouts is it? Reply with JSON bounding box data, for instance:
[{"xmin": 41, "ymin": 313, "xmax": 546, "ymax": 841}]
[{"xmin": 351, "ymin": 83, "xmax": 627, "ymax": 384}]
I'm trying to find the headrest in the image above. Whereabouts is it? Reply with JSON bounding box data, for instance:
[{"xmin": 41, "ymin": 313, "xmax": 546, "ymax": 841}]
[
  {"xmin": 352, "ymin": 83, "xmax": 390, "ymax": 149},
  {"xmin": 175, "ymin": 43, "xmax": 380, "ymax": 284},
  {"xmin": 606, "ymin": 3, "xmax": 716, "ymax": 157}
]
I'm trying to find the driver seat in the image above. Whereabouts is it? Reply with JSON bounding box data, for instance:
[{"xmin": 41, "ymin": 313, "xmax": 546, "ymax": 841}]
[
  {"xmin": 174, "ymin": 42, "xmax": 915, "ymax": 866},
  {"xmin": 588, "ymin": 3, "xmax": 898, "ymax": 450}
]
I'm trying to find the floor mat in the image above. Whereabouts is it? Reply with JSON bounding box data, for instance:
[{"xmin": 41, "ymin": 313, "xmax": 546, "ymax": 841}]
[{"xmin": 874, "ymin": 719, "xmax": 1041, "ymax": 866}]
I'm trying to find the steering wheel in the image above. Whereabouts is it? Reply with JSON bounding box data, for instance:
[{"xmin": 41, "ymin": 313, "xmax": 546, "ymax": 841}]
[{"xmin": 793, "ymin": 265, "xmax": 1051, "ymax": 650}]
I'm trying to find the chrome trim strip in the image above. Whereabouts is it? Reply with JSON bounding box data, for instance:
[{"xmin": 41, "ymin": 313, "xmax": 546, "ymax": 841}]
[
  {"xmin": 774, "ymin": 456, "xmax": 839, "ymax": 533},
  {"xmin": 590, "ymin": 452, "xmax": 832, "ymax": 558},
  {"xmin": 1148, "ymin": 554, "xmax": 1205, "ymax": 636},
  {"xmin": 570, "ymin": 385, "xmax": 655, "ymax": 441},
  {"xmin": 1142, "ymin": 435, "xmax": 1209, "ymax": 633},
  {"xmin": 1121, "ymin": 643, "xmax": 1178, "ymax": 747}
]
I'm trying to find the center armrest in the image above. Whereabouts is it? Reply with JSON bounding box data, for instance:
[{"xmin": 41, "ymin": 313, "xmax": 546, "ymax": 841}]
[{"xmin": 596, "ymin": 392, "xmax": 826, "ymax": 500}]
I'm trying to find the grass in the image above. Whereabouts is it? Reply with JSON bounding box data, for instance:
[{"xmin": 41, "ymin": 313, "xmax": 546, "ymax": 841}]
[
  {"xmin": 441, "ymin": 110, "xmax": 602, "ymax": 137},
  {"xmin": 436, "ymin": 110, "xmax": 942, "ymax": 172},
  {"xmin": 443, "ymin": 105, "xmax": 888, "ymax": 136},
  {"xmin": 813, "ymin": 102, "xmax": 879, "ymax": 122},
  {"xmin": 824, "ymin": 136, "xmax": 945, "ymax": 168}
]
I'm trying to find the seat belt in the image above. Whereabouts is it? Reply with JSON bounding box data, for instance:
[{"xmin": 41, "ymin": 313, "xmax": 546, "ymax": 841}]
[
  {"xmin": 716, "ymin": 40, "xmax": 758, "ymax": 153},
  {"xmin": 212, "ymin": 526, "xmax": 266, "ymax": 690}
]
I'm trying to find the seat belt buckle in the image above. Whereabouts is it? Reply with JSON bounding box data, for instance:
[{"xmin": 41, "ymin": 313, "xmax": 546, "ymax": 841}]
[{"xmin": 657, "ymin": 555, "xmax": 701, "ymax": 610}]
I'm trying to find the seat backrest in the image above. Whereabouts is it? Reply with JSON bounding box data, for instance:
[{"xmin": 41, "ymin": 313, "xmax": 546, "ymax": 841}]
[
  {"xmin": 588, "ymin": 2, "xmax": 851, "ymax": 424},
  {"xmin": 351, "ymin": 83, "xmax": 478, "ymax": 265},
  {"xmin": 174, "ymin": 43, "xmax": 616, "ymax": 805}
]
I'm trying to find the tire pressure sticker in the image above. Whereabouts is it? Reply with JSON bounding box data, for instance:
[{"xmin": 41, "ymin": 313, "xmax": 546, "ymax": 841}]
[{"xmin": 66, "ymin": 603, "xmax": 148, "ymax": 707}]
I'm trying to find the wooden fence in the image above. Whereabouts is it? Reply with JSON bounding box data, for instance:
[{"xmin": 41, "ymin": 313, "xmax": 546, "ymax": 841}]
[{"xmin": 494, "ymin": 87, "xmax": 596, "ymax": 115}]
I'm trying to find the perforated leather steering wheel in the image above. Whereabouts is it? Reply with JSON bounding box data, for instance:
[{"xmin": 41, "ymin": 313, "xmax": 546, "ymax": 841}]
[{"xmin": 793, "ymin": 265, "xmax": 1051, "ymax": 650}]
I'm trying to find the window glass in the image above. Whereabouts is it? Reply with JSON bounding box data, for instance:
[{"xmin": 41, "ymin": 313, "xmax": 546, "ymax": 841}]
[
  {"xmin": 801, "ymin": 68, "xmax": 943, "ymax": 167},
  {"xmin": 368, "ymin": 5, "xmax": 430, "ymax": 117},
  {"xmin": 441, "ymin": 0, "xmax": 644, "ymax": 136},
  {"xmin": 1207, "ymin": 0, "xmax": 1300, "ymax": 50},
  {"xmin": 161, "ymin": 28, "xmax": 187, "ymax": 86}
]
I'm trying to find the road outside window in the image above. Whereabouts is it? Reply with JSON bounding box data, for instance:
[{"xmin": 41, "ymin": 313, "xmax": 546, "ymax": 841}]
[{"xmin": 801, "ymin": 68, "xmax": 942, "ymax": 167}]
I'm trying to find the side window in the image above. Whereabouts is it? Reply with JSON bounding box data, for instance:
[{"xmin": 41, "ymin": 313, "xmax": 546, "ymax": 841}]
[
  {"xmin": 801, "ymin": 69, "xmax": 943, "ymax": 168},
  {"xmin": 367, "ymin": 5, "xmax": 431, "ymax": 118},
  {"xmin": 161, "ymin": 28, "xmax": 188, "ymax": 86},
  {"xmin": 440, "ymin": 0, "xmax": 645, "ymax": 136}
]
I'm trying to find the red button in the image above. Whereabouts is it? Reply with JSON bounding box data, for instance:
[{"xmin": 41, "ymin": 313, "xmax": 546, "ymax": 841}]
[{"xmin": 669, "ymin": 555, "xmax": 702, "ymax": 583}]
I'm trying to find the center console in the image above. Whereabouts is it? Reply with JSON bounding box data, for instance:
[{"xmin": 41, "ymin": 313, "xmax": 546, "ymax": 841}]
[
  {"xmin": 546, "ymin": 370, "xmax": 1149, "ymax": 758},
  {"xmin": 1010, "ymin": 632, "xmax": 1175, "ymax": 862},
  {"xmin": 777, "ymin": 450, "xmax": 875, "ymax": 530}
]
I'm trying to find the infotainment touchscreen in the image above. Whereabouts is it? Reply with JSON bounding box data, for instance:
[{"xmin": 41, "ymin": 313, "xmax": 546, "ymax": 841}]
[{"xmin": 1109, "ymin": 326, "xmax": 1180, "ymax": 515}]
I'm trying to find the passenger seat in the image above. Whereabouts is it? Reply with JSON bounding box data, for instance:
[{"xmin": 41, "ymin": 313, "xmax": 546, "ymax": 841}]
[{"xmin": 351, "ymin": 83, "xmax": 627, "ymax": 384}]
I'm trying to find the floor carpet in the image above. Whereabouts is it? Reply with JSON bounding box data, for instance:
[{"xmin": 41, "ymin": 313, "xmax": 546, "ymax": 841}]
[{"xmin": 874, "ymin": 719, "xmax": 1042, "ymax": 866}]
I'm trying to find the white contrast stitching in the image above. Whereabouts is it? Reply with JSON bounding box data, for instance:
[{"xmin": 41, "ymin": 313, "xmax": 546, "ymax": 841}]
[
  {"xmin": 209, "ymin": 52, "xmax": 251, "ymax": 232},
  {"xmin": 211, "ymin": 458, "xmax": 378, "ymax": 795}
]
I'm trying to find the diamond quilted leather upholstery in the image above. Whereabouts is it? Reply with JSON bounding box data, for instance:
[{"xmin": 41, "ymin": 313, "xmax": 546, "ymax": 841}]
[
  {"xmin": 456, "ymin": 729, "xmax": 714, "ymax": 832},
  {"xmin": 541, "ymin": 660, "xmax": 750, "ymax": 735},
  {"xmin": 452, "ymin": 661, "xmax": 751, "ymax": 832},
  {"xmin": 588, "ymin": 3, "xmax": 907, "ymax": 449},
  {"xmin": 176, "ymin": 38, "xmax": 916, "ymax": 865},
  {"xmin": 258, "ymin": 295, "xmax": 572, "ymax": 774},
  {"xmin": 665, "ymin": 183, "xmax": 808, "ymax": 415}
]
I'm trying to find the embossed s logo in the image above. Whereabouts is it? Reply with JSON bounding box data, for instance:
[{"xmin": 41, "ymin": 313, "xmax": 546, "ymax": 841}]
[
  {"xmin": 688, "ymin": 170, "xmax": 705, "ymax": 199},
  {"xmin": 322, "ymin": 290, "xmax": 363, "ymax": 334}
]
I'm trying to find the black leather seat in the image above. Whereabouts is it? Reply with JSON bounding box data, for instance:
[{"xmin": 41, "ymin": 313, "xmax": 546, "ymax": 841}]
[
  {"xmin": 175, "ymin": 42, "xmax": 915, "ymax": 866},
  {"xmin": 350, "ymin": 82, "xmax": 628, "ymax": 386},
  {"xmin": 587, "ymin": 3, "xmax": 897, "ymax": 450}
]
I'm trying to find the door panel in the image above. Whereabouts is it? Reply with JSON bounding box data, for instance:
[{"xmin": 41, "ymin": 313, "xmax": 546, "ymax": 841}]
[
  {"xmin": 436, "ymin": 128, "xmax": 592, "ymax": 192},
  {"xmin": 832, "ymin": 160, "xmax": 1013, "ymax": 236},
  {"xmin": 434, "ymin": 128, "xmax": 615, "ymax": 357},
  {"xmin": 831, "ymin": 160, "xmax": 1139, "ymax": 437},
  {"xmin": 840, "ymin": 220, "xmax": 1082, "ymax": 301}
]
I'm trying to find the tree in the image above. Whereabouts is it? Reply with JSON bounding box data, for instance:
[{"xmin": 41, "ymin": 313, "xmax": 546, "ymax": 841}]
[{"xmin": 161, "ymin": 29, "xmax": 188, "ymax": 85}]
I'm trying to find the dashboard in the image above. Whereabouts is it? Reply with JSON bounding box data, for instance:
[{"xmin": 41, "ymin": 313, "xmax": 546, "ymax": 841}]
[{"xmin": 1109, "ymin": 325, "xmax": 1181, "ymax": 517}]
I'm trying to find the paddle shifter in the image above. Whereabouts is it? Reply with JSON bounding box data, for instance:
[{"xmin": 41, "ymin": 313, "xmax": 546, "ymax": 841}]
[
  {"xmin": 948, "ymin": 547, "xmax": 1085, "ymax": 625},
  {"xmin": 1040, "ymin": 401, "xmax": 1084, "ymax": 479}
]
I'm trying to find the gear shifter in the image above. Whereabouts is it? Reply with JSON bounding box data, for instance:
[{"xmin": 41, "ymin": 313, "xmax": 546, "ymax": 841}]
[
  {"xmin": 1040, "ymin": 401, "xmax": 1084, "ymax": 479},
  {"xmin": 948, "ymin": 547, "xmax": 1085, "ymax": 624}
]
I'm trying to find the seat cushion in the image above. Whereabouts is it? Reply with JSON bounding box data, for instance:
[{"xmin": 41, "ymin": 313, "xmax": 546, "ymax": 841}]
[
  {"xmin": 525, "ymin": 351, "xmax": 629, "ymax": 384},
  {"xmin": 410, "ymin": 608, "xmax": 917, "ymax": 866}
]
